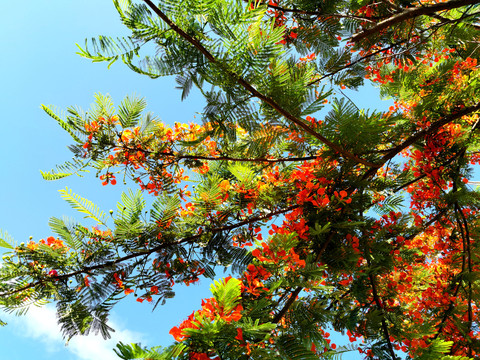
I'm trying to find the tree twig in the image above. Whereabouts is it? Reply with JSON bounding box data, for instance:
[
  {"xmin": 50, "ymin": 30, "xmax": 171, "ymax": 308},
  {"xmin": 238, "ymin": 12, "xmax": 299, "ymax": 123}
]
[
  {"xmin": 0, "ymin": 205, "xmax": 298, "ymax": 297},
  {"xmin": 120, "ymin": 145, "xmax": 320, "ymax": 163},
  {"xmin": 266, "ymin": 4, "xmax": 376, "ymax": 23}
]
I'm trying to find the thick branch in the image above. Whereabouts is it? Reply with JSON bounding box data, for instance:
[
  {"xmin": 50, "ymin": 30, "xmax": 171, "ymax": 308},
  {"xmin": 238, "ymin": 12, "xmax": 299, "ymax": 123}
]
[
  {"xmin": 272, "ymin": 286, "xmax": 303, "ymax": 323},
  {"xmin": 174, "ymin": 154, "xmax": 318, "ymax": 163},
  {"xmin": 392, "ymin": 108, "xmax": 480, "ymax": 191},
  {"xmin": 382, "ymin": 104, "xmax": 480, "ymax": 162},
  {"xmin": 368, "ymin": 273, "xmax": 397, "ymax": 360},
  {"xmin": 394, "ymin": 148, "xmax": 467, "ymax": 193},
  {"xmin": 455, "ymin": 201, "xmax": 473, "ymax": 356},
  {"xmin": 363, "ymin": 103, "xmax": 480, "ymax": 179},
  {"xmin": 434, "ymin": 182, "xmax": 466, "ymax": 340},
  {"xmin": 429, "ymin": 11, "xmax": 480, "ymax": 30},
  {"xmin": 433, "ymin": 282, "xmax": 462, "ymax": 339},
  {"xmin": 351, "ymin": 0, "xmax": 480, "ymax": 43},
  {"xmin": 310, "ymin": 39, "xmax": 406, "ymax": 86},
  {"xmin": 142, "ymin": 0, "xmax": 377, "ymax": 168},
  {"xmin": 311, "ymin": 6, "xmax": 472, "ymax": 87}
]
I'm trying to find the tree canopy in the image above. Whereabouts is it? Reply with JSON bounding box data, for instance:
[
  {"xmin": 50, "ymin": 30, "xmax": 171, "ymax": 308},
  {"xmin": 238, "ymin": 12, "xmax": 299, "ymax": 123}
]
[{"xmin": 2, "ymin": 0, "xmax": 480, "ymax": 359}]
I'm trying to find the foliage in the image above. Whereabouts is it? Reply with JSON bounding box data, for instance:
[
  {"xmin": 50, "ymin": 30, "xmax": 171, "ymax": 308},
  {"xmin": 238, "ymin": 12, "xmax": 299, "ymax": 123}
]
[{"xmin": 2, "ymin": 0, "xmax": 480, "ymax": 359}]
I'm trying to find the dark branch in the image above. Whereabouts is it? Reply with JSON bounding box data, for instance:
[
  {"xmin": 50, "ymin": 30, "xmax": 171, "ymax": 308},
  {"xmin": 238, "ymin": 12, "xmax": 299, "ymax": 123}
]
[
  {"xmin": 455, "ymin": 200, "xmax": 473, "ymax": 356},
  {"xmin": 0, "ymin": 205, "xmax": 298, "ymax": 297},
  {"xmin": 272, "ymin": 286, "xmax": 302, "ymax": 323},
  {"xmin": 368, "ymin": 273, "xmax": 397, "ymax": 360},
  {"xmin": 121, "ymin": 145, "xmax": 320, "ymax": 164},
  {"xmin": 175, "ymin": 154, "xmax": 318, "ymax": 163},
  {"xmin": 266, "ymin": 4, "xmax": 376, "ymax": 23},
  {"xmin": 363, "ymin": 103, "xmax": 480, "ymax": 179},
  {"xmin": 381, "ymin": 104, "xmax": 480, "ymax": 163},
  {"xmin": 393, "ymin": 149, "xmax": 467, "ymax": 193},
  {"xmin": 351, "ymin": 0, "xmax": 480, "ymax": 43},
  {"xmin": 141, "ymin": 0, "xmax": 378, "ymax": 168}
]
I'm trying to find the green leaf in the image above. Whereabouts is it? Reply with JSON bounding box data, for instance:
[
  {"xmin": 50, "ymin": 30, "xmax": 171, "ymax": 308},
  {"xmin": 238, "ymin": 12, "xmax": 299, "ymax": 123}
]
[
  {"xmin": 41, "ymin": 159, "xmax": 89, "ymax": 181},
  {"xmin": 118, "ymin": 95, "xmax": 147, "ymax": 128},
  {"xmin": 309, "ymin": 222, "xmax": 331, "ymax": 236},
  {"xmin": 211, "ymin": 277, "xmax": 242, "ymax": 312},
  {"xmin": 276, "ymin": 334, "xmax": 319, "ymax": 360},
  {"xmin": 113, "ymin": 342, "xmax": 167, "ymax": 360},
  {"xmin": 416, "ymin": 339, "xmax": 454, "ymax": 360},
  {"xmin": 41, "ymin": 105, "xmax": 82, "ymax": 143},
  {"xmin": 59, "ymin": 187, "xmax": 107, "ymax": 225},
  {"xmin": 0, "ymin": 230, "xmax": 14, "ymax": 249},
  {"xmin": 229, "ymin": 163, "xmax": 255, "ymax": 184},
  {"xmin": 48, "ymin": 217, "xmax": 82, "ymax": 250}
]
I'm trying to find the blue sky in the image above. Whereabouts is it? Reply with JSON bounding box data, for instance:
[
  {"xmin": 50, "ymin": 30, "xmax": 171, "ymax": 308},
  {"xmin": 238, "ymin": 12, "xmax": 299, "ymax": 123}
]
[{"xmin": 0, "ymin": 1, "xmax": 393, "ymax": 359}]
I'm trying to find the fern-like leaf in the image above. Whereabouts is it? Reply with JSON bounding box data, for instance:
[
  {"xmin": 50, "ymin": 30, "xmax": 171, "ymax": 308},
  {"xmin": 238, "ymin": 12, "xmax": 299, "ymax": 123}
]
[
  {"xmin": 59, "ymin": 187, "xmax": 107, "ymax": 225},
  {"xmin": 48, "ymin": 216, "xmax": 82, "ymax": 250},
  {"xmin": 41, "ymin": 105, "xmax": 82, "ymax": 143},
  {"xmin": 118, "ymin": 95, "xmax": 147, "ymax": 128},
  {"xmin": 0, "ymin": 229, "xmax": 15, "ymax": 249},
  {"xmin": 276, "ymin": 334, "xmax": 320, "ymax": 360},
  {"xmin": 41, "ymin": 158, "xmax": 89, "ymax": 181}
]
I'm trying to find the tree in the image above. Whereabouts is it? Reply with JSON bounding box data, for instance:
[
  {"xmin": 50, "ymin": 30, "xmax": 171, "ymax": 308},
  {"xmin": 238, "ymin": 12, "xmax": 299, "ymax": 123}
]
[{"xmin": 1, "ymin": 0, "xmax": 480, "ymax": 359}]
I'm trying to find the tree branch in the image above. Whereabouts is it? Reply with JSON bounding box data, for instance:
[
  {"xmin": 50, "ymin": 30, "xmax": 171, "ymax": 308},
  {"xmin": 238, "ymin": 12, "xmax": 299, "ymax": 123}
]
[
  {"xmin": 368, "ymin": 272, "xmax": 397, "ymax": 360},
  {"xmin": 382, "ymin": 104, "xmax": 480, "ymax": 162},
  {"xmin": 266, "ymin": 4, "xmax": 376, "ymax": 23},
  {"xmin": 309, "ymin": 38, "xmax": 410, "ymax": 86},
  {"xmin": 455, "ymin": 201, "xmax": 473, "ymax": 357},
  {"xmin": 121, "ymin": 145, "xmax": 319, "ymax": 163},
  {"xmin": 272, "ymin": 286, "xmax": 303, "ymax": 323},
  {"xmin": 141, "ymin": 0, "xmax": 378, "ymax": 168},
  {"xmin": 350, "ymin": 0, "xmax": 480, "ymax": 43},
  {"xmin": 363, "ymin": 103, "xmax": 480, "ymax": 179},
  {"xmin": 393, "ymin": 148, "xmax": 467, "ymax": 193},
  {"xmin": 433, "ymin": 180, "xmax": 466, "ymax": 341},
  {"xmin": 174, "ymin": 153, "xmax": 319, "ymax": 163},
  {"xmin": 0, "ymin": 205, "xmax": 298, "ymax": 297}
]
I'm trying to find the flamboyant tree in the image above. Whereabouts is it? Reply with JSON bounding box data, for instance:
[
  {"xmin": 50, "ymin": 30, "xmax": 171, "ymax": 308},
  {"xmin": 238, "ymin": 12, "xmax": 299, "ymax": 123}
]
[{"xmin": 2, "ymin": 0, "xmax": 480, "ymax": 359}]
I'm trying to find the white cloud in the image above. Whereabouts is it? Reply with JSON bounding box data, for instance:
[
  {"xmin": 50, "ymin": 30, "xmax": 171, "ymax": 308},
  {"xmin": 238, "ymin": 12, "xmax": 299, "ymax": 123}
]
[{"xmin": 4, "ymin": 305, "xmax": 146, "ymax": 360}]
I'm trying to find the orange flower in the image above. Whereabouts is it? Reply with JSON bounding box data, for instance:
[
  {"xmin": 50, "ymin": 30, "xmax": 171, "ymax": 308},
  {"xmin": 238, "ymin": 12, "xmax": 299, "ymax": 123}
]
[
  {"xmin": 169, "ymin": 326, "xmax": 186, "ymax": 342},
  {"xmin": 100, "ymin": 173, "xmax": 116, "ymax": 186},
  {"xmin": 27, "ymin": 241, "xmax": 38, "ymax": 251},
  {"xmin": 219, "ymin": 179, "xmax": 231, "ymax": 192},
  {"xmin": 85, "ymin": 121, "xmax": 100, "ymax": 133},
  {"xmin": 121, "ymin": 129, "xmax": 134, "ymax": 142},
  {"xmin": 235, "ymin": 328, "xmax": 244, "ymax": 341}
]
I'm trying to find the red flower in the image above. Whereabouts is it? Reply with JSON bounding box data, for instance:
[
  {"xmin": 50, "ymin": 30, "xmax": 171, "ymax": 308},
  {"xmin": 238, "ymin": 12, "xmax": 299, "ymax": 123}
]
[
  {"xmin": 48, "ymin": 269, "xmax": 58, "ymax": 277},
  {"xmin": 169, "ymin": 326, "xmax": 185, "ymax": 342},
  {"xmin": 235, "ymin": 328, "xmax": 244, "ymax": 341}
]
